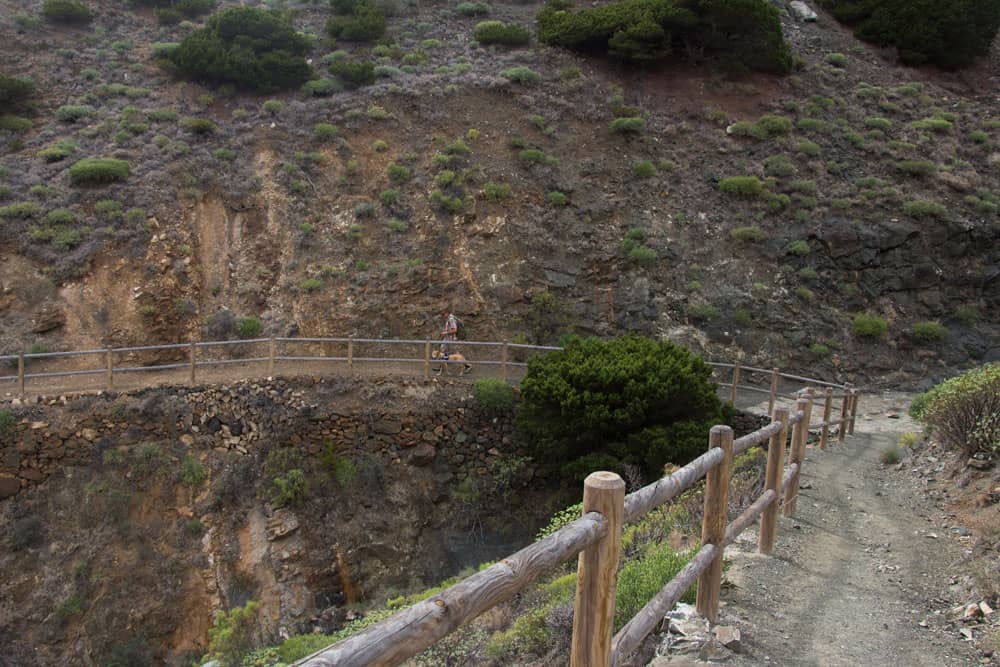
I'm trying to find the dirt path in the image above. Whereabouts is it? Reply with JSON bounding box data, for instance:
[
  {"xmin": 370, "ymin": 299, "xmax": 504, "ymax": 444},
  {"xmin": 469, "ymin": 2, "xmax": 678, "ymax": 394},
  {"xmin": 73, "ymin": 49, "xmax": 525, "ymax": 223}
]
[{"xmin": 717, "ymin": 394, "xmax": 983, "ymax": 666}]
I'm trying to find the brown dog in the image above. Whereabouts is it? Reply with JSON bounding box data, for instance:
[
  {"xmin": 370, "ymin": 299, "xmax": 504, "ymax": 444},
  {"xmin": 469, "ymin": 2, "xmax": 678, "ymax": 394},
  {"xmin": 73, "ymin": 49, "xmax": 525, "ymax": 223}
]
[{"xmin": 431, "ymin": 350, "xmax": 472, "ymax": 376}]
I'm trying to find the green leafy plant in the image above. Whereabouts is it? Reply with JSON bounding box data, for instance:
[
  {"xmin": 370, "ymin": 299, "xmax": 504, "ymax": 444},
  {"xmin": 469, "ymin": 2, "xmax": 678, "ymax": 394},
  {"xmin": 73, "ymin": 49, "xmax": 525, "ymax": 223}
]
[
  {"xmin": 501, "ymin": 67, "xmax": 540, "ymax": 84},
  {"xmin": 42, "ymin": 0, "xmax": 94, "ymax": 24},
  {"xmin": 474, "ymin": 20, "xmax": 530, "ymax": 46},
  {"xmin": 912, "ymin": 364, "xmax": 1000, "ymax": 454},
  {"xmin": 271, "ymin": 469, "xmax": 309, "ymax": 507},
  {"xmin": 911, "ymin": 320, "xmax": 948, "ymax": 343},
  {"xmin": 718, "ymin": 176, "xmax": 765, "ymax": 198},
  {"xmin": 236, "ymin": 316, "xmax": 263, "ymax": 338},
  {"xmin": 206, "ymin": 601, "xmax": 262, "ymax": 667},
  {"xmin": 852, "ymin": 313, "xmax": 888, "ymax": 340},
  {"xmin": 69, "ymin": 158, "xmax": 130, "ymax": 185},
  {"xmin": 474, "ymin": 378, "xmax": 515, "ymax": 415}
]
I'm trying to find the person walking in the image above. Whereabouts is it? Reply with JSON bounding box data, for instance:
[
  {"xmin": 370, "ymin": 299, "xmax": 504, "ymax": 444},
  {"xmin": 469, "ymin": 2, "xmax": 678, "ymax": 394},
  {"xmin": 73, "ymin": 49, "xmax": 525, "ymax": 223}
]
[{"xmin": 440, "ymin": 311, "xmax": 460, "ymax": 355}]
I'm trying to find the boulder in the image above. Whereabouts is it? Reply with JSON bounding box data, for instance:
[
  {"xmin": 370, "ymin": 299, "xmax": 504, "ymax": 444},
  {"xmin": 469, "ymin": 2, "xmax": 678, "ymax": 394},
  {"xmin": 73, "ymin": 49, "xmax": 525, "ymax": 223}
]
[
  {"xmin": 789, "ymin": 1, "xmax": 818, "ymax": 21},
  {"xmin": 409, "ymin": 443, "xmax": 436, "ymax": 466},
  {"xmin": 0, "ymin": 476, "xmax": 20, "ymax": 499}
]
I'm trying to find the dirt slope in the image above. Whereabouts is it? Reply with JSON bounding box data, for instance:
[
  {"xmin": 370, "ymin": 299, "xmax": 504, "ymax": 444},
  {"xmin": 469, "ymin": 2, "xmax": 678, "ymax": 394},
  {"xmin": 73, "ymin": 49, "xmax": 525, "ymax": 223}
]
[{"xmin": 719, "ymin": 399, "xmax": 986, "ymax": 666}]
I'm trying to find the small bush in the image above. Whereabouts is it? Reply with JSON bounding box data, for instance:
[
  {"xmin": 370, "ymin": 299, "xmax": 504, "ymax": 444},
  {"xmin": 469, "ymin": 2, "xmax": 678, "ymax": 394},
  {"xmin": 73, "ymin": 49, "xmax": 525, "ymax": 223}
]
[
  {"xmin": 825, "ymin": 52, "xmax": 848, "ymax": 67},
  {"xmin": 632, "ymin": 160, "xmax": 656, "ymax": 178},
  {"xmin": 483, "ymin": 182, "xmax": 511, "ymax": 201},
  {"xmin": 302, "ymin": 78, "xmax": 341, "ymax": 96},
  {"xmin": 56, "ymin": 104, "xmax": 96, "ymax": 122},
  {"xmin": 903, "ymin": 200, "xmax": 947, "ymax": 219},
  {"xmin": 236, "ymin": 316, "xmax": 263, "ymax": 338},
  {"xmin": 42, "ymin": 0, "xmax": 94, "ymax": 24},
  {"xmin": 718, "ymin": 176, "xmax": 765, "ymax": 198},
  {"xmin": 69, "ymin": 158, "xmax": 130, "ymax": 185},
  {"xmin": 730, "ymin": 225, "xmax": 766, "ymax": 242},
  {"xmin": 271, "ymin": 469, "xmax": 309, "ymax": 507},
  {"xmin": 387, "ymin": 163, "xmax": 412, "ymax": 182},
  {"xmin": 474, "ymin": 378, "xmax": 515, "ymax": 414},
  {"xmin": 94, "ymin": 199, "xmax": 122, "ymax": 220},
  {"xmin": 913, "ymin": 364, "xmax": 1000, "ymax": 455},
  {"xmin": 313, "ymin": 123, "xmax": 338, "ymax": 141},
  {"xmin": 180, "ymin": 456, "xmax": 206, "ymax": 488},
  {"xmin": 852, "ymin": 313, "xmax": 888, "ymax": 340},
  {"xmin": 787, "ymin": 240, "xmax": 810, "ymax": 256},
  {"xmin": 300, "ymin": 278, "xmax": 323, "ymax": 293},
  {"xmin": 764, "ymin": 154, "xmax": 795, "ymax": 177},
  {"xmin": 895, "ymin": 160, "xmax": 936, "ymax": 177},
  {"xmin": 0, "ymin": 201, "xmax": 41, "ymax": 218},
  {"xmin": 546, "ymin": 190, "xmax": 569, "ymax": 206},
  {"xmin": 0, "ymin": 74, "xmax": 35, "ymax": 111},
  {"xmin": 609, "ymin": 116, "xmax": 646, "ymax": 134},
  {"xmin": 457, "ymin": 2, "xmax": 490, "ymax": 16},
  {"xmin": 911, "ymin": 117, "xmax": 953, "ymax": 133},
  {"xmin": 615, "ymin": 543, "xmax": 695, "ymax": 630},
  {"xmin": 474, "ymin": 20, "xmax": 530, "ymax": 46},
  {"xmin": 689, "ymin": 304, "xmax": 720, "ymax": 321},
  {"xmin": 955, "ymin": 306, "xmax": 979, "ymax": 325},
  {"xmin": 899, "ymin": 432, "xmax": 918, "ymax": 448},
  {"xmin": 911, "ymin": 320, "xmax": 948, "ymax": 343},
  {"xmin": 329, "ymin": 58, "xmax": 375, "ymax": 88},
  {"xmin": 46, "ymin": 208, "xmax": 75, "ymax": 224},
  {"xmin": 327, "ymin": 0, "xmax": 386, "ymax": 42},
  {"xmin": 880, "ymin": 446, "xmax": 901, "ymax": 465},
  {"xmin": 206, "ymin": 601, "xmax": 261, "ymax": 666},
  {"xmin": 501, "ymin": 67, "xmax": 539, "ymax": 84}
]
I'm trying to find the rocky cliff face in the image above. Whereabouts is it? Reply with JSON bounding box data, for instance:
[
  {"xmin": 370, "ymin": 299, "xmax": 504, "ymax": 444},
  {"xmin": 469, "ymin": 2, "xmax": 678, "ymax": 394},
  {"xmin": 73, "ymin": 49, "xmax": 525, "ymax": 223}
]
[{"xmin": 0, "ymin": 378, "xmax": 553, "ymax": 666}]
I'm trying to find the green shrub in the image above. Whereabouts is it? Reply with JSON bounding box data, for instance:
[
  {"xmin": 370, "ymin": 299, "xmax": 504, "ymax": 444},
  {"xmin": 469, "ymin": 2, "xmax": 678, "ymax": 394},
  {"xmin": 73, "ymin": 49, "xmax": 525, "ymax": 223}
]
[
  {"xmin": 518, "ymin": 335, "xmax": 724, "ymax": 479},
  {"xmin": 483, "ymin": 182, "xmax": 511, "ymax": 201},
  {"xmin": 206, "ymin": 601, "xmax": 261, "ymax": 666},
  {"xmin": 911, "ymin": 117, "xmax": 953, "ymax": 133},
  {"xmin": 689, "ymin": 304, "xmax": 720, "ymax": 321},
  {"xmin": 911, "ymin": 320, "xmax": 948, "ymax": 343},
  {"xmin": 67, "ymin": 158, "xmax": 128, "ymax": 187},
  {"xmin": 474, "ymin": 20, "xmax": 530, "ymax": 46},
  {"xmin": 271, "ymin": 469, "xmax": 308, "ymax": 507},
  {"xmin": 825, "ymin": 52, "xmax": 848, "ymax": 67},
  {"xmin": 729, "ymin": 225, "xmax": 765, "ymax": 242},
  {"xmin": 628, "ymin": 245, "xmax": 658, "ymax": 265},
  {"xmin": 852, "ymin": 313, "xmax": 888, "ymax": 340},
  {"xmin": 46, "ymin": 208, "xmax": 75, "ymax": 224},
  {"xmin": 42, "ymin": 0, "xmax": 94, "ymax": 24},
  {"xmin": 56, "ymin": 104, "xmax": 96, "ymax": 122},
  {"xmin": 94, "ymin": 199, "xmax": 122, "ymax": 220},
  {"xmin": 632, "ymin": 160, "xmax": 656, "ymax": 178},
  {"xmin": 300, "ymin": 278, "xmax": 323, "ymax": 292},
  {"xmin": 969, "ymin": 130, "xmax": 991, "ymax": 145},
  {"xmin": 236, "ymin": 316, "xmax": 263, "ymax": 338},
  {"xmin": 180, "ymin": 117, "xmax": 216, "ymax": 135},
  {"xmin": 818, "ymin": 0, "xmax": 1000, "ymax": 67},
  {"xmin": 615, "ymin": 543, "xmax": 695, "ymax": 630},
  {"xmin": 0, "ymin": 114, "xmax": 32, "ymax": 133},
  {"xmin": 262, "ymin": 99, "xmax": 284, "ymax": 115},
  {"xmin": 180, "ymin": 456, "xmax": 206, "ymax": 488},
  {"xmin": 0, "ymin": 201, "xmax": 41, "ymax": 219},
  {"xmin": 786, "ymin": 240, "xmax": 810, "ymax": 256},
  {"xmin": 955, "ymin": 306, "xmax": 980, "ymax": 325},
  {"xmin": 457, "ymin": 2, "xmax": 490, "ymax": 16},
  {"xmin": 537, "ymin": 0, "xmax": 791, "ymax": 71},
  {"xmin": 913, "ymin": 364, "xmax": 1000, "ymax": 454},
  {"xmin": 718, "ymin": 176, "xmax": 765, "ymax": 198},
  {"xmin": 169, "ymin": 7, "xmax": 311, "ymax": 92},
  {"xmin": 756, "ymin": 114, "xmax": 793, "ymax": 136},
  {"xmin": 302, "ymin": 78, "xmax": 341, "ymax": 96},
  {"xmin": 474, "ymin": 377, "xmax": 515, "ymax": 414},
  {"xmin": 125, "ymin": 208, "xmax": 145, "ymax": 224},
  {"xmin": 328, "ymin": 58, "xmax": 376, "ymax": 88},
  {"xmin": 326, "ymin": 0, "xmax": 386, "ymax": 42},
  {"xmin": 904, "ymin": 200, "xmax": 947, "ymax": 219},
  {"xmin": 895, "ymin": 160, "xmax": 936, "ymax": 177},
  {"xmin": 810, "ymin": 342, "xmax": 830, "ymax": 357},
  {"xmin": 796, "ymin": 140, "xmax": 821, "ymax": 157},
  {"xmin": 501, "ymin": 67, "xmax": 539, "ymax": 84},
  {"xmin": 880, "ymin": 446, "xmax": 901, "ymax": 464},
  {"xmin": 609, "ymin": 116, "xmax": 646, "ymax": 134},
  {"xmin": 547, "ymin": 190, "xmax": 569, "ymax": 206},
  {"xmin": 764, "ymin": 154, "xmax": 795, "ymax": 177},
  {"xmin": 518, "ymin": 148, "xmax": 555, "ymax": 164},
  {"xmin": 865, "ymin": 116, "xmax": 892, "ymax": 131},
  {"xmin": 314, "ymin": 122, "xmax": 338, "ymax": 140},
  {"xmin": 0, "ymin": 75, "xmax": 35, "ymax": 112},
  {"xmin": 387, "ymin": 163, "xmax": 412, "ymax": 182}
]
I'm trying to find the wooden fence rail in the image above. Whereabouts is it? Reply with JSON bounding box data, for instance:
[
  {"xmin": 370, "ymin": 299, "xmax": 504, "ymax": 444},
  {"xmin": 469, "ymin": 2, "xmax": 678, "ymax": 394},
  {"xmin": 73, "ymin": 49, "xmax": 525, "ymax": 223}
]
[{"xmin": 296, "ymin": 386, "xmax": 860, "ymax": 667}]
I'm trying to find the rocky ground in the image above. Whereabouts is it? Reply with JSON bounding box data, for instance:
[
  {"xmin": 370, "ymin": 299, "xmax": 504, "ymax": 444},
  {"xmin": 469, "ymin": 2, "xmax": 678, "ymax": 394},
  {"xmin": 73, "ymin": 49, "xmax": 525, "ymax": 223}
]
[{"xmin": 646, "ymin": 393, "xmax": 999, "ymax": 666}]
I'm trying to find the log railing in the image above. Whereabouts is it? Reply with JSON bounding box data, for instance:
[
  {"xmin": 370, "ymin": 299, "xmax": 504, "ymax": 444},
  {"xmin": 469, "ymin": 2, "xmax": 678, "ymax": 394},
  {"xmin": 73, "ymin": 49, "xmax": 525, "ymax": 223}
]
[
  {"xmin": 0, "ymin": 336, "xmax": 858, "ymax": 408},
  {"xmin": 295, "ymin": 388, "xmax": 860, "ymax": 667}
]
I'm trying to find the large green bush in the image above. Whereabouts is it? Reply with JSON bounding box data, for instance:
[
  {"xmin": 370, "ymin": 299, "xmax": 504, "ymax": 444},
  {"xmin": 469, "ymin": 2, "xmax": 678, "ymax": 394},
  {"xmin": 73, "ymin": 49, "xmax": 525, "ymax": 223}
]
[
  {"xmin": 518, "ymin": 336, "xmax": 724, "ymax": 480},
  {"xmin": 474, "ymin": 378, "xmax": 515, "ymax": 415},
  {"xmin": 69, "ymin": 158, "xmax": 130, "ymax": 185},
  {"xmin": 818, "ymin": 0, "xmax": 1000, "ymax": 67},
  {"xmin": 537, "ymin": 0, "xmax": 791, "ymax": 71},
  {"xmin": 169, "ymin": 7, "xmax": 312, "ymax": 92},
  {"xmin": 474, "ymin": 20, "xmax": 530, "ymax": 46},
  {"xmin": 42, "ymin": 0, "xmax": 94, "ymax": 24},
  {"xmin": 326, "ymin": 0, "xmax": 386, "ymax": 42},
  {"xmin": 0, "ymin": 75, "xmax": 35, "ymax": 112},
  {"xmin": 912, "ymin": 364, "xmax": 999, "ymax": 455}
]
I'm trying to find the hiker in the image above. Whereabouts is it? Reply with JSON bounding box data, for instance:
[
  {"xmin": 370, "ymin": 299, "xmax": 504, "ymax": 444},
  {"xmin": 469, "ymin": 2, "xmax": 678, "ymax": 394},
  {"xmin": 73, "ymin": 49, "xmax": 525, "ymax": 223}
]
[{"xmin": 440, "ymin": 311, "xmax": 460, "ymax": 355}]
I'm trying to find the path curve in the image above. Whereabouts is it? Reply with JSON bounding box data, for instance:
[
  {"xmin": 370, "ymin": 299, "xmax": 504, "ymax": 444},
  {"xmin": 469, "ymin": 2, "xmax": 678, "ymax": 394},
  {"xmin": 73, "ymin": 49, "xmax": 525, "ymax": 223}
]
[{"xmin": 719, "ymin": 397, "xmax": 981, "ymax": 666}]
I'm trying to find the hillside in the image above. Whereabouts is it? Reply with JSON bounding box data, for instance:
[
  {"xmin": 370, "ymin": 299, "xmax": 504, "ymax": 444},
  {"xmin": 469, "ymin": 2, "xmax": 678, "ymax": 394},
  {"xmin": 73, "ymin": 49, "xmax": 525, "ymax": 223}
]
[{"xmin": 0, "ymin": 1, "xmax": 998, "ymax": 386}]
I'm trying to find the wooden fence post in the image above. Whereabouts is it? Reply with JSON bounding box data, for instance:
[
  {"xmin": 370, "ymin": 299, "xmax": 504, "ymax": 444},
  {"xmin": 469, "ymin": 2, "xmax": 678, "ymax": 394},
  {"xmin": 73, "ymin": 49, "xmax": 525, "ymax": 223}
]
[
  {"xmin": 848, "ymin": 389, "xmax": 858, "ymax": 435},
  {"xmin": 696, "ymin": 425, "xmax": 733, "ymax": 623},
  {"xmin": 759, "ymin": 408, "xmax": 789, "ymax": 555},
  {"xmin": 838, "ymin": 388, "xmax": 849, "ymax": 443},
  {"xmin": 819, "ymin": 387, "xmax": 833, "ymax": 450},
  {"xmin": 268, "ymin": 336, "xmax": 276, "ymax": 376},
  {"xmin": 730, "ymin": 363, "xmax": 740, "ymax": 404},
  {"xmin": 783, "ymin": 395, "xmax": 812, "ymax": 518},
  {"xmin": 347, "ymin": 337, "xmax": 354, "ymax": 372},
  {"xmin": 570, "ymin": 471, "xmax": 625, "ymax": 667},
  {"xmin": 501, "ymin": 342, "xmax": 508, "ymax": 382},
  {"xmin": 18, "ymin": 352, "xmax": 25, "ymax": 399},
  {"xmin": 189, "ymin": 342, "xmax": 196, "ymax": 385},
  {"xmin": 768, "ymin": 367, "xmax": 779, "ymax": 416},
  {"xmin": 423, "ymin": 341, "xmax": 431, "ymax": 380},
  {"xmin": 106, "ymin": 348, "xmax": 114, "ymax": 391}
]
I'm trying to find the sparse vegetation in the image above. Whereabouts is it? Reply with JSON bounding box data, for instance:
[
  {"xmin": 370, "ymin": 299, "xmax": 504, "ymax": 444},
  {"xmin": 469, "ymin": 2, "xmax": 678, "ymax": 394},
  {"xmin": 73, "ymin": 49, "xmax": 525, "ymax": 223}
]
[
  {"xmin": 474, "ymin": 20, "xmax": 530, "ymax": 46},
  {"xmin": 911, "ymin": 364, "xmax": 1000, "ymax": 455}
]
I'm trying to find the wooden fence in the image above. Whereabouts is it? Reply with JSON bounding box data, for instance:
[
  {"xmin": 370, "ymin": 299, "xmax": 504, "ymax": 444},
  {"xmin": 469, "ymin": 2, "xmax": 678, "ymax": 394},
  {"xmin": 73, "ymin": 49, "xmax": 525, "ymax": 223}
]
[
  {"xmin": 293, "ymin": 383, "xmax": 860, "ymax": 666},
  {"xmin": 0, "ymin": 337, "xmax": 854, "ymax": 409}
]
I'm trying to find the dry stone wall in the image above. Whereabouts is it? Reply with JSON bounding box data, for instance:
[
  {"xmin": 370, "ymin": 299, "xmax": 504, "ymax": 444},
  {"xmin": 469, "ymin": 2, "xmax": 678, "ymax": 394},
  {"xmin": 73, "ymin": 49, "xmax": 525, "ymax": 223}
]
[{"xmin": 0, "ymin": 376, "xmax": 524, "ymax": 500}]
